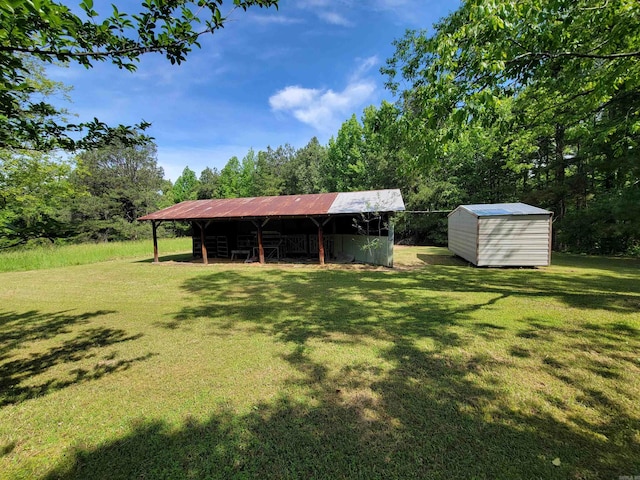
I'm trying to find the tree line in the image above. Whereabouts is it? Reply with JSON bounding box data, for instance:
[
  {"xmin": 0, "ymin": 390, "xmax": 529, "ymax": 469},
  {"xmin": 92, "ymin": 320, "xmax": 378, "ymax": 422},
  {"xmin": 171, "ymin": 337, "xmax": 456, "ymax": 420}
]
[{"xmin": 1, "ymin": 0, "xmax": 638, "ymax": 255}]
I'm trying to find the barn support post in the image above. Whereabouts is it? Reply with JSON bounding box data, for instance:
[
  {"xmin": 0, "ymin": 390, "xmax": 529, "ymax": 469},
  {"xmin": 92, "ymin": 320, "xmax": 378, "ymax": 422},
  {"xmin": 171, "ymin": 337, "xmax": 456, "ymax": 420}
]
[
  {"xmin": 310, "ymin": 217, "xmax": 327, "ymax": 266},
  {"xmin": 318, "ymin": 224, "xmax": 325, "ymax": 265},
  {"xmin": 251, "ymin": 220, "xmax": 265, "ymax": 264},
  {"xmin": 257, "ymin": 222, "xmax": 265, "ymax": 264},
  {"xmin": 195, "ymin": 221, "xmax": 208, "ymax": 265},
  {"xmin": 151, "ymin": 220, "xmax": 161, "ymax": 263}
]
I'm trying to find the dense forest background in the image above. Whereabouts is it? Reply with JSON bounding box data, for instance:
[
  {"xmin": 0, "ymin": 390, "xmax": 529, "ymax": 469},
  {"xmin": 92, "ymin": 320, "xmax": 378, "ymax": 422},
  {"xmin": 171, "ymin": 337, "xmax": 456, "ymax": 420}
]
[{"xmin": 1, "ymin": 0, "xmax": 638, "ymax": 255}]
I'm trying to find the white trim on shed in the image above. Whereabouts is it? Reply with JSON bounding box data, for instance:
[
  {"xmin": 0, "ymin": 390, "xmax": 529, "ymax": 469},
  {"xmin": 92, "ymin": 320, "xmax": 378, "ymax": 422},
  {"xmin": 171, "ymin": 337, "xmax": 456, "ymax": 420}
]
[{"xmin": 448, "ymin": 203, "xmax": 553, "ymax": 267}]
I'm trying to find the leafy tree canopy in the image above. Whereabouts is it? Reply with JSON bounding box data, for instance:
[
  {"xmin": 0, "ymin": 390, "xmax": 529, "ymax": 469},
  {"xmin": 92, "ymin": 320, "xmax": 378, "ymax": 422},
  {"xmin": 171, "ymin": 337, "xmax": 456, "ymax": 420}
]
[
  {"xmin": 70, "ymin": 139, "xmax": 165, "ymax": 240},
  {"xmin": 0, "ymin": 0, "xmax": 279, "ymax": 151},
  {"xmin": 0, "ymin": 149, "xmax": 76, "ymax": 247},
  {"xmin": 197, "ymin": 166, "xmax": 220, "ymax": 199},
  {"xmin": 383, "ymin": 0, "xmax": 640, "ymax": 162},
  {"xmin": 173, "ymin": 166, "xmax": 199, "ymax": 203}
]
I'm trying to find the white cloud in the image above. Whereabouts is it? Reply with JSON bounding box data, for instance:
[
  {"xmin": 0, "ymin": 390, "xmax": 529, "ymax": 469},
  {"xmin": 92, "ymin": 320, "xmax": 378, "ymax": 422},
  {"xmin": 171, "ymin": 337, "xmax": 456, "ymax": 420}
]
[
  {"xmin": 296, "ymin": 0, "xmax": 336, "ymax": 7},
  {"xmin": 269, "ymin": 82, "xmax": 375, "ymax": 131},
  {"xmin": 269, "ymin": 86, "xmax": 321, "ymax": 110},
  {"xmin": 293, "ymin": 0, "xmax": 355, "ymax": 26},
  {"xmin": 350, "ymin": 55, "xmax": 379, "ymax": 81},
  {"xmin": 296, "ymin": 0, "xmax": 450, "ymax": 28},
  {"xmin": 269, "ymin": 57, "xmax": 378, "ymax": 132},
  {"xmin": 317, "ymin": 11, "xmax": 353, "ymax": 26},
  {"xmin": 249, "ymin": 14, "xmax": 303, "ymax": 25}
]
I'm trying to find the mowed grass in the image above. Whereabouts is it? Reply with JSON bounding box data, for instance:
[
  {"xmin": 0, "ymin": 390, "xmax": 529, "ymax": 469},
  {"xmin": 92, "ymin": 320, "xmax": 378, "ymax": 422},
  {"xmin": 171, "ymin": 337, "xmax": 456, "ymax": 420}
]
[{"xmin": 0, "ymin": 245, "xmax": 639, "ymax": 479}]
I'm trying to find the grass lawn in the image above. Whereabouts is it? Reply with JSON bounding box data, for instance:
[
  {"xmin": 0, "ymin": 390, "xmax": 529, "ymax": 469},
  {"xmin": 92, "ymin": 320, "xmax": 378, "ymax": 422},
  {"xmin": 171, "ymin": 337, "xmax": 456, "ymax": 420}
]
[{"xmin": 0, "ymin": 245, "xmax": 639, "ymax": 479}]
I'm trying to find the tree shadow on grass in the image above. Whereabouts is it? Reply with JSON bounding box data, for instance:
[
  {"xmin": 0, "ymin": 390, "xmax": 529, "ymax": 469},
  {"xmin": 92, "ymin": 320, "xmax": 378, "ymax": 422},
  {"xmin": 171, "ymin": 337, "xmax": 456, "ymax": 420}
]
[
  {"xmin": 136, "ymin": 253, "xmax": 195, "ymax": 263},
  {"xmin": 416, "ymin": 252, "xmax": 468, "ymax": 266},
  {"xmin": 168, "ymin": 266, "xmax": 637, "ymax": 476},
  {"xmin": 0, "ymin": 309, "xmax": 111, "ymax": 359},
  {"xmin": 412, "ymin": 251, "xmax": 640, "ymax": 312},
  {"xmin": 45, "ymin": 335, "xmax": 639, "ymax": 480},
  {"xmin": 165, "ymin": 259, "xmax": 638, "ymax": 341},
  {"xmin": 422, "ymin": 266, "xmax": 639, "ymax": 312},
  {"xmin": 162, "ymin": 268, "xmax": 508, "ymax": 343},
  {"xmin": 44, "ymin": 257, "xmax": 640, "ymax": 479},
  {"xmin": 0, "ymin": 309, "xmax": 154, "ymax": 407}
]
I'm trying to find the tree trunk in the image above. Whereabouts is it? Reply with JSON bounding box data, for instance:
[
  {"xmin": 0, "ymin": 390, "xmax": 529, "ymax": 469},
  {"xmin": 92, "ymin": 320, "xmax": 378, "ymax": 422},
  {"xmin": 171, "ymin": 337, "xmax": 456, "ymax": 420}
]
[{"xmin": 554, "ymin": 123, "xmax": 566, "ymax": 220}]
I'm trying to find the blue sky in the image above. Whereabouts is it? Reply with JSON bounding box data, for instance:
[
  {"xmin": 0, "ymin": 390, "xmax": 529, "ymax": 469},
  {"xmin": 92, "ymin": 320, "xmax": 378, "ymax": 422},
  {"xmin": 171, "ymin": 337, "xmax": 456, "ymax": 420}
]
[{"xmin": 48, "ymin": 0, "xmax": 457, "ymax": 181}]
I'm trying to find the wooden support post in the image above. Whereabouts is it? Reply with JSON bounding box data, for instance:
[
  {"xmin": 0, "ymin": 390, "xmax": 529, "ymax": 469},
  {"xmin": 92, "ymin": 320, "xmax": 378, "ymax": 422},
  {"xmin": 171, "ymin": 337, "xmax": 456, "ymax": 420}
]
[
  {"xmin": 152, "ymin": 221, "xmax": 159, "ymax": 263},
  {"xmin": 257, "ymin": 222, "xmax": 265, "ymax": 264},
  {"xmin": 309, "ymin": 217, "xmax": 326, "ymax": 266},
  {"xmin": 318, "ymin": 223, "xmax": 325, "ymax": 266},
  {"xmin": 198, "ymin": 222, "xmax": 208, "ymax": 265}
]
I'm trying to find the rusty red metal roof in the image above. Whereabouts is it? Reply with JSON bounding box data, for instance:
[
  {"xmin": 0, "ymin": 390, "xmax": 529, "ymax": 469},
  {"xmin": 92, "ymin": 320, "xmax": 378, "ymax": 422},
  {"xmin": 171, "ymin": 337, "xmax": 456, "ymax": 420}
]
[
  {"xmin": 138, "ymin": 190, "xmax": 405, "ymax": 221},
  {"xmin": 138, "ymin": 192, "xmax": 340, "ymax": 221}
]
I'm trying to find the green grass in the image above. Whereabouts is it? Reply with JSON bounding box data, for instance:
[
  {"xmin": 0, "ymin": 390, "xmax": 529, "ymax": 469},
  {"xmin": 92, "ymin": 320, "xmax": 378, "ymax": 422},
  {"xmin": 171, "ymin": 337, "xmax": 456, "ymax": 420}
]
[
  {"xmin": 0, "ymin": 237, "xmax": 192, "ymax": 272},
  {"xmin": 0, "ymin": 245, "xmax": 639, "ymax": 479}
]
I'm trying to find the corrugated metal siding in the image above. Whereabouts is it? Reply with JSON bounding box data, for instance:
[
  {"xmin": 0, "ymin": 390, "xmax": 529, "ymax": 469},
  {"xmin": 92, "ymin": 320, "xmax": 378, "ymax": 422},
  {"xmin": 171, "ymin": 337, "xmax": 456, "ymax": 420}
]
[
  {"xmin": 477, "ymin": 216, "xmax": 551, "ymax": 266},
  {"xmin": 329, "ymin": 189, "xmax": 405, "ymax": 214},
  {"xmin": 333, "ymin": 235, "xmax": 393, "ymax": 267},
  {"xmin": 387, "ymin": 221, "xmax": 395, "ymax": 267},
  {"xmin": 448, "ymin": 207, "xmax": 478, "ymax": 264}
]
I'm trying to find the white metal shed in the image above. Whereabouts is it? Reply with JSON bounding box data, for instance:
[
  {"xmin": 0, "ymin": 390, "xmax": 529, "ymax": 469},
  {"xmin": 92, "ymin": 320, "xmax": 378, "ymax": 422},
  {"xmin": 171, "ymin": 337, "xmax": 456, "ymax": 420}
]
[{"xmin": 448, "ymin": 203, "xmax": 553, "ymax": 267}]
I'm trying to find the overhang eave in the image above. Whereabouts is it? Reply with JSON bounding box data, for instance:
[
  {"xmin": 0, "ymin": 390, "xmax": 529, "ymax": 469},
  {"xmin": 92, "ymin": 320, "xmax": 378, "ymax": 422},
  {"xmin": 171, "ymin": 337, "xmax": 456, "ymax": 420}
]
[{"xmin": 137, "ymin": 211, "xmax": 399, "ymax": 223}]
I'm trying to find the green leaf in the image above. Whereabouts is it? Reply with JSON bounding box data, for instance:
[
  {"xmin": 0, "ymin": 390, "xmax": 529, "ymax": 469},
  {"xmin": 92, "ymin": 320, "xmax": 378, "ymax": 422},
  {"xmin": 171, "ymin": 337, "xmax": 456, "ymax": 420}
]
[{"xmin": 80, "ymin": 0, "xmax": 93, "ymax": 12}]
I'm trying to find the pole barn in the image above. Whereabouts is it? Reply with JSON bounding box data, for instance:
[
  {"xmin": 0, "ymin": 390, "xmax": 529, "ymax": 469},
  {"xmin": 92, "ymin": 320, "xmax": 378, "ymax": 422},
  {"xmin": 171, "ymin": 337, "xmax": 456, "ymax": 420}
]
[{"xmin": 138, "ymin": 189, "xmax": 405, "ymax": 267}]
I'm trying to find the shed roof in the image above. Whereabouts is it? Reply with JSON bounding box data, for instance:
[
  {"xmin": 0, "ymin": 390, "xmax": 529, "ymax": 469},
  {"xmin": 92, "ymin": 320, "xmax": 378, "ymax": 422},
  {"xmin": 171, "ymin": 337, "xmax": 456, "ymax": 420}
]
[
  {"xmin": 453, "ymin": 203, "xmax": 552, "ymax": 217},
  {"xmin": 138, "ymin": 189, "xmax": 405, "ymax": 221}
]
